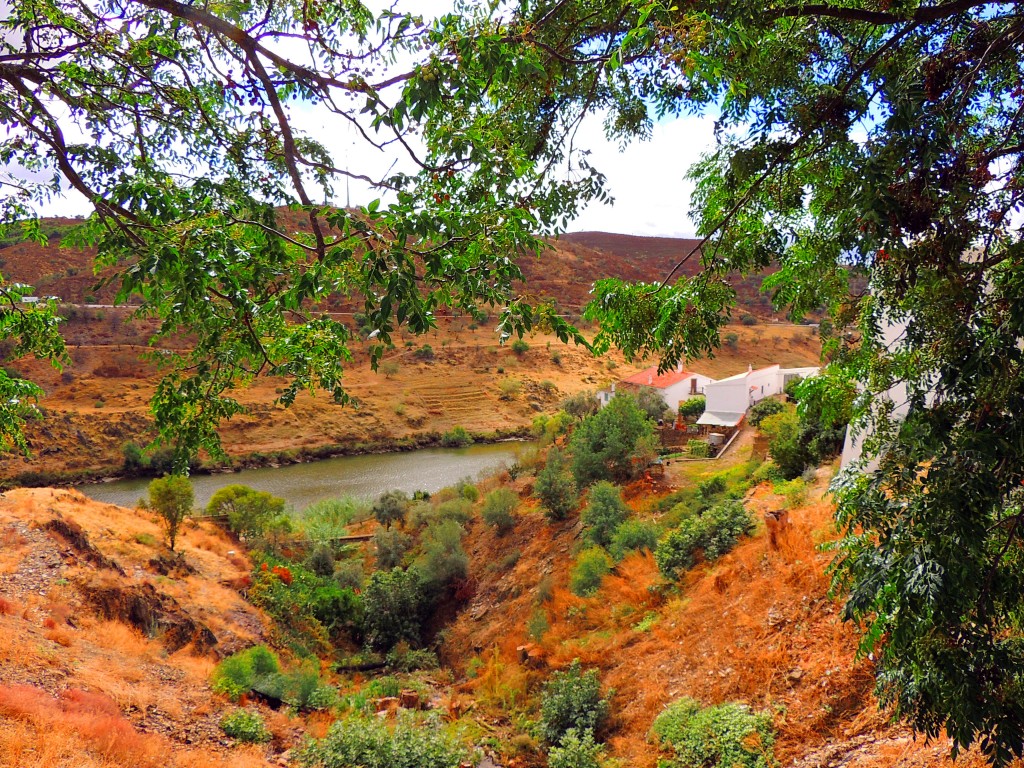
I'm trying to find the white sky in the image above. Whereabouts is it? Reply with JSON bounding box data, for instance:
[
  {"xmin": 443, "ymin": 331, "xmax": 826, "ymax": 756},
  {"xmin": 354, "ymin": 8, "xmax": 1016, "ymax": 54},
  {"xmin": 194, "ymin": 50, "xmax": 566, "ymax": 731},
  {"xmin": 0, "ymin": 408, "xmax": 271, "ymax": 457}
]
[{"xmin": 18, "ymin": 0, "xmax": 718, "ymax": 238}]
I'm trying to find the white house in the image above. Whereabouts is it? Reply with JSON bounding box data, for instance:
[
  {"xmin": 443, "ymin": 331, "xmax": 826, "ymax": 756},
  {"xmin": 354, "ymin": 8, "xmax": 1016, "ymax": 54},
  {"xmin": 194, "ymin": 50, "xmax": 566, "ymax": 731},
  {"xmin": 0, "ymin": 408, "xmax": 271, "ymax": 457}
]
[
  {"xmin": 697, "ymin": 364, "xmax": 820, "ymax": 428},
  {"xmin": 603, "ymin": 363, "xmax": 715, "ymax": 412}
]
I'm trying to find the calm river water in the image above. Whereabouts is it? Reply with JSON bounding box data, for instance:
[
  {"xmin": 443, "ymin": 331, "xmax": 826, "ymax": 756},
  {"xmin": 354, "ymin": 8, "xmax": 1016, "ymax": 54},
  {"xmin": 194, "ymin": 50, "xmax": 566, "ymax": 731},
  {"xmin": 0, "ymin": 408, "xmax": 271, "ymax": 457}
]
[{"xmin": 76, "ymin": 441, "xmax": 532, "ymax": 511}]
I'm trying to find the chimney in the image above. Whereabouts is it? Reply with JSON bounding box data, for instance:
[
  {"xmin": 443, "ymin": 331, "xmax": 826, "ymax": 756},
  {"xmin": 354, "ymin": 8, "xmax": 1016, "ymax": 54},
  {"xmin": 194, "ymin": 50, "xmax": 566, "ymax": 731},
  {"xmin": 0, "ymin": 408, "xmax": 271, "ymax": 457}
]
[
  {"xmin": 747, "ymin": 363, "xmax": 753, "ymax": 373},
  {"xmin": 676, "ymin": 361, "xmax": 683, "ymax": 373},
  {"xmin": 648, "ymin": 374, "xmax": 653, "ymax": 385}
]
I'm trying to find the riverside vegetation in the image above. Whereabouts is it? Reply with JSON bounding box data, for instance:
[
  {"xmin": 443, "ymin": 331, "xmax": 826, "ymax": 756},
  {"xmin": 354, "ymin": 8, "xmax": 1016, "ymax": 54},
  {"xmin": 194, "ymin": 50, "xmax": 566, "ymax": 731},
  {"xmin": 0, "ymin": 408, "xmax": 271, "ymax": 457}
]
[{"xmin": 97, "ymin": 389, "xmax": 863, "ymax": 768}]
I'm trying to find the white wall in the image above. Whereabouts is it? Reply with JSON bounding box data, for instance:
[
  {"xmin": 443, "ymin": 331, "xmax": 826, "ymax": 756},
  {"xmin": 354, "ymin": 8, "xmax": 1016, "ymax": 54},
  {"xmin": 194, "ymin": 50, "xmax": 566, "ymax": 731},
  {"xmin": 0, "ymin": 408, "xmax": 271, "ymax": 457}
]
[{"xmin": 660, "ymin": 374, "xmax": 715, "ymax": 410}]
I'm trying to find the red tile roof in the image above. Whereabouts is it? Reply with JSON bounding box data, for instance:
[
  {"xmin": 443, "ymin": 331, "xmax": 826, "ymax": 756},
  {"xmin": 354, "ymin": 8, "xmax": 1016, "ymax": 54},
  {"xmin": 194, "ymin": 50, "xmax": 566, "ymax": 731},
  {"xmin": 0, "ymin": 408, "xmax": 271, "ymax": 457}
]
[{"xmin": 620, "ymin": 365, "xmax": 698, "ymax": 389}]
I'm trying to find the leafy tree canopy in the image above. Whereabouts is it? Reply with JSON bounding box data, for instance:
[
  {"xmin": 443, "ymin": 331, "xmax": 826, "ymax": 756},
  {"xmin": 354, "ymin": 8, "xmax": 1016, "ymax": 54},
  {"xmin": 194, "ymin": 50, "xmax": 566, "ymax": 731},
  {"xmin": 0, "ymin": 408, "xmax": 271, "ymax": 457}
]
[{"xmin": 0, "ymin": 0, "xmax": 598, "ymax": 463}]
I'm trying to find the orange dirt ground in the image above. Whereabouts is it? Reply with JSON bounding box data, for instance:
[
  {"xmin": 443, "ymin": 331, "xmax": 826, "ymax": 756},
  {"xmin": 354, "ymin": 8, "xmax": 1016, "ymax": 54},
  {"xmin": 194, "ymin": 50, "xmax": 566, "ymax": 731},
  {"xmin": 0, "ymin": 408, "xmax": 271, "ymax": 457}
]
[{"xmin": 444, "ymin": 455, "xmax": 999, "ymax": 768}]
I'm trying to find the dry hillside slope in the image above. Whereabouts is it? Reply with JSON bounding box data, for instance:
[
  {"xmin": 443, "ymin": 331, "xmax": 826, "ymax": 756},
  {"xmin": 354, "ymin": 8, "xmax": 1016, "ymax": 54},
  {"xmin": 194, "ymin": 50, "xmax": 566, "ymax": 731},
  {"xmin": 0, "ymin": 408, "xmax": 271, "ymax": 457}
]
[{"xmin": 0, "ymin": 488, "xmax": 297, "ymax": 768}]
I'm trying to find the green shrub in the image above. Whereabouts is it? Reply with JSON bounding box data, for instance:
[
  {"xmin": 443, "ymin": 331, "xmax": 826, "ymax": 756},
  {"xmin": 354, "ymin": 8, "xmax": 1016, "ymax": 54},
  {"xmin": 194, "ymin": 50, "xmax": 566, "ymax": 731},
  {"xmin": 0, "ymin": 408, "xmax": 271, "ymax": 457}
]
[
  {"xmin": 678, "ymin": 396, "xmax": 706, "ymax": 420},
  {"xmin": 725, "ymin": 332, "xmax": 739, "ymax": 349},
  {"xmin": 651, "ymin": 698, "xmax": 776, "ymax": 768},
  {"xmin": 408, "ymin": 498, "xmax": 473, "ymax": 530},
  {"xmin": 570, "ymin": 547, "xmax": 613, "ymax": 597},
  {"xmin": 253, "ymin": 662, "xmax": 338, "ymax": 710},
  {"xmin": 298, "ymin": 714, "xmax": 466, "ymax": 768},
  {"xmin": 248, "ymin": 560, "xmax": 363, "ymax": 653},
  {"xmin": 148, "ymin": 475, "xmax": 193, "ymax": 551},
  {"xmin": 299, "ymin": 497, "xmax": 363, "ymax": 543},
  {"xmin": 749, "ymin": 461, "xmax": 782, "ymax": 485},
  {"xmin": 334, "ymin": 558, "xmax": 364, "ymax": 590},
  {"xmin": 498, "ymin": 377, "xmax": 523, "ymax": 400},
  {"xmin": 536, "ymin": 447, "xmax": 577, "ymax": 521},
  {"xmin": 687, "ymin": 440, "xmax": 710, "ymax": 458},
  {"xmin": 386, "ymin": 645, "xmax": 439, "ymax": 672},
  {"xmin": 372, "ymin": 490, "xmax": 409, "ymax": 528},
  {"xmin": 416, "ymin": 519, "xmax": 468, "ymax": 589},
  {"xmin": 581, "ymin": 482, "xmax": 629, "ymax": 548},
  {"xmin": 211, "ymin": 645, "xmax": 281, "ymax": 701},
  {"xmin": 362, "ymin": 568, "xmax": 428, "ymax": 651},
  {"xmin": 511, "ymin": 338, "xmax": 529, "ymax": 355},
  {"xmin": 482, "ymin": 488, "xmax": 518, "ymax": 534},
  {"xmin": 206, "ymin": 484, "xmax": 287, "ymax": 541},
  {"xmin": 748, "ymin": 399, "xmax": 785, "ymax": 427},
  {"xmin": 374, "ymin": 528, "xmax": 413, "ymax": 570},
  {"xmin": 740, "ymin": 313, "xmax": 759, "ymax": 326},
  {"xmin": 696, "ymin": 475, "xmax": 727, "ymax": 499},
  {"xmin": 561, "ymin": 391, "xmax": 599, "ymax": 421},
  {"xmin": 122, "ymin": 442, "xmax": 146, "ymax": 472},
  {"xmin": 609, "ymin": 519, "xmax": 660, "ymax": 561},
  {"xmin": 220, "ymin": 709, "xmax": 271, "ymax": 743},
  {"xmin": 527, "ymin": 609, "xmax": 550, "ymax": 641},
  {"xmin": 774, "ymin": 477, "xmax": 808, "ymax": 509},
  {"xmin": 548, "ymin": 729, "xmax": 605, "ymax": 768},
  {"xmin": 655, "ymin": 500, "xmax": 755, "ymax": 580},
  {"xmin": 441, "ymin": 425, "xmax": 473, "ymax": 447},
  {"xmin": 540, "ymin": 660, "xmax": 611, "ymax": 744},
  {"xmin": 570, "ymin": 393, "xmax": 656, "ymax": 486},
  {"xmin": 306, "ymin": 545, "xmax": 336, "ymax": 578},
  {"xmin": 413, "ymin": 344, "xmax": 435, "ymax": 360},
  {"xmin": 455, "ymin": 478, "xmax": 479, "ymax": 502}
]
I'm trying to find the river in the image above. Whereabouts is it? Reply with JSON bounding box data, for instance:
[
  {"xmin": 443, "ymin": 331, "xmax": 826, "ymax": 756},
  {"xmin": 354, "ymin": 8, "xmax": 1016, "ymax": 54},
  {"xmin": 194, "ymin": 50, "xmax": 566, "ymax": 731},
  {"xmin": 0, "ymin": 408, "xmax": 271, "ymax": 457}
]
[{"xmin": 76, "ymin": 441, "xmax": 532, "ymax": 511}]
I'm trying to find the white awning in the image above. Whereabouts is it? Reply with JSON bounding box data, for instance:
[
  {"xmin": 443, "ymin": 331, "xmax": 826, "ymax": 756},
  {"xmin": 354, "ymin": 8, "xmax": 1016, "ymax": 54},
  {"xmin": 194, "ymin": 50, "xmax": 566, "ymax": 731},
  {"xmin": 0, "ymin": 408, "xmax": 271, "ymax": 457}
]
[{"xmin": 696, "ymin": 411, "xmax": 745, "ymax": 427}]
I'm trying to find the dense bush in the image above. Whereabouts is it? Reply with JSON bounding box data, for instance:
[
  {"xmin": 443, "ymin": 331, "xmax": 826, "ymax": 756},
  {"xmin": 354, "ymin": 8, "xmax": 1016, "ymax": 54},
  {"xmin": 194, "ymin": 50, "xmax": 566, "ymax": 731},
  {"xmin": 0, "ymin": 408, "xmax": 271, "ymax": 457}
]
[
  {"xmin": 482, "ymin": 488, "xmax": 518, "ymax": 534},
  {"xmin": 569, "ymin": 394, "xmax": 656, "ymax": 486},
  {"xmin": 740, "ymin": 313, "xmax": 759, "ymax": 326},
  {"xmin": 635, "ymin": 386, "xmax": 671, "ymax": 421},
  {"xmin": 211, "ymin": 645, "xmax": 281, "ymax": 701},
  {"xmin": 561, "ymin": 391, "xmax": 599, "ymax": 421},
  {"xmin": 410, "ymin": 498, "xmax": 473, "ymax": 530},
  {"xmin": 535, "ymin": 447, "xmax": 578, "ymax": 521},
  {"xmin": 570, "ymin": 547, "xmax": 613, "ymax": 597},
  {"xmin": 454, "ymin": 478, "xmax": 479, "ymax": 502},
  {"xmin": 540, "ymin": 660, "xmax": 611, "ymax": 745},
  {"xmin": 298, "ymin": 714, "xmax": 466, "ymax": 768},
  {"xmin": 413, "ymin": 344, "xmax": 434, "ymax": 360},
  {"xmin": 206, "ymin": 484, "xmax": 288, "ymax": 541},
  {"xmin": 374, "ymin": 528, "xmax": 413, "ymax": 570},
  {"xmin": 220, "ymin": 709, "xmax": 271, "ymax": 743},
  {"xmin": 696, "ymin": 475, "xmax": 727, "ymax": 499},
  {"xmin": 249, "ymin": 560, "xmax": 363, "ymax": 653},
  {"xmin": 148, "ymin": 475, "xmax": 195, "ymax": 550},
  {"xmin": 678, "ymin": 396, "xmax": 706, "ymax": 420},
  {"xmin": 511, "ymin": 338, "xmax": 529, "ymax": 355},
  {"xmin": 748, "ymin": 398, "xmax": 785, "ymax": 427},
  {"xmin": 651, "ymin": 698, "xmax": 776, "ymax": 768},
  {"xmin": 655, "ymin": 500, "xmax": 755, "ymax": 579},
  {"xmin": 687, "ymin": 440, "xmax": 710, "ymax": 458},
  {"xmin": 307, "ymin": 545, "xmax": 336, "ymax": 578},
  {"xmin": 441, "ymin": 425, "xmax": 473, "ymax": 447},
  {"xmin": 581, "ymin": 482, "xmax": 629, "ymax": 548},
  {"xmin": 362, "ymin": 568, "xmax": 428, "ymax": 651},
  {"xmin": 548, "ymin": 729, "xmax": 605, "ymax": 768},
  {"xmin": 498, "ymin": 378, "xmax": 522, "ymax": 400},
  {"xmin": 416, "ymin": 519, "xmax": 469, "ymax": 590},
  {"xmin": 609, "ymin": 519, "xmax": 660, "ymax": 561},
  {"xmin": 299, "ymin": 497, "xmax": 363, "ymax": 543},
  {"xmin": 252, "ymin": 660, "xmax": 338, "ymax": 711},
  {"xmin": 372, "ymin": 490, "xmax": 410, "ymax": 529},
  {"xmin": 783, "ymin": 375, "xmax": 804, "ymax": 401}
]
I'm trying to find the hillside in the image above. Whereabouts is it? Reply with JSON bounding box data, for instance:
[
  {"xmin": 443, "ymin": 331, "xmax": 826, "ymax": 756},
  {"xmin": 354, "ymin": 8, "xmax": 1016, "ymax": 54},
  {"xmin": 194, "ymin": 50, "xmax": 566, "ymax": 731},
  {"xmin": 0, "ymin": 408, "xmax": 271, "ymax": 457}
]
[
  {"xmin": 0, "ymin": 216, "xmax": 777, "ymax": 315},
  {"xmin": 1, "ymin": 321, "xmax": 822, "ymax": 485},
  {"xmin": 0, "ymin": 487, "xmax": 279, "ymax": 767},
  {"xmin": 0, "ymin": 448, "xmax": 992, "ymax": 767}
]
